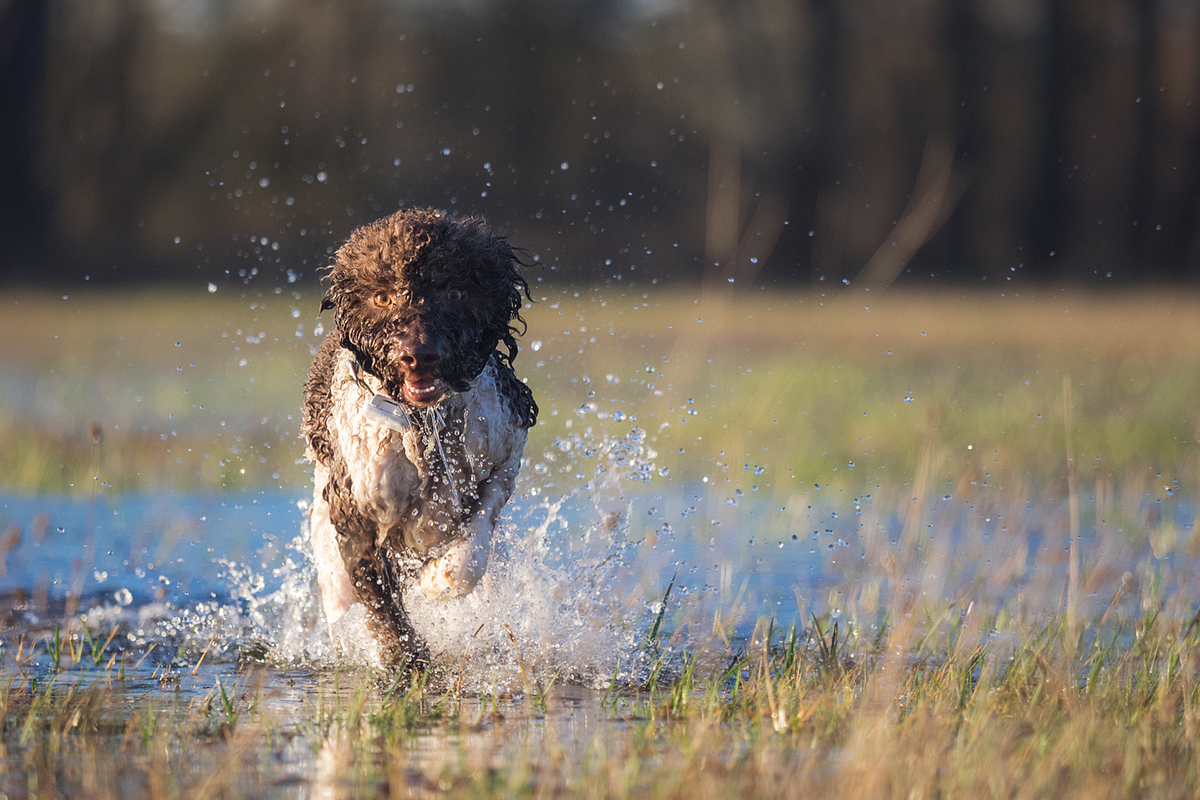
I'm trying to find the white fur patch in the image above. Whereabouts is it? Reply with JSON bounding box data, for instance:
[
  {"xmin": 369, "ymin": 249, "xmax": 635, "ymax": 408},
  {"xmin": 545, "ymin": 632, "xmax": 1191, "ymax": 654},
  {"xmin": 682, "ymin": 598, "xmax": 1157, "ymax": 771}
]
[
  {"xmin": 308, "ymin": 348, "xmax": 527, "ymax": 624},
  {"xmin": 308, "ymin": 461, "xmax": 359, "ymax": 624}
]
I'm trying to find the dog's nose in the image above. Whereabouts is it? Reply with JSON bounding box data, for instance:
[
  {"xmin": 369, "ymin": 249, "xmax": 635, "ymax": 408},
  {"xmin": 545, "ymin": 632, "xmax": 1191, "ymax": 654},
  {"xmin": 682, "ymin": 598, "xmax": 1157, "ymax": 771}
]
[{"xmin": 398, "ymin": 342, "xmax": 441, "ymax": 372}]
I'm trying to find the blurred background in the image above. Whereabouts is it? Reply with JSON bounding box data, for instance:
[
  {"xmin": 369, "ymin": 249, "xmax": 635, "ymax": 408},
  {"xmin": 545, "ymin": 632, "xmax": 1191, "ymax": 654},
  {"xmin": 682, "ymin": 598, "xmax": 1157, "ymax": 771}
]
[{"xmin": 2, "ymin": 0, "xmax": 1199, "ymax": 288}]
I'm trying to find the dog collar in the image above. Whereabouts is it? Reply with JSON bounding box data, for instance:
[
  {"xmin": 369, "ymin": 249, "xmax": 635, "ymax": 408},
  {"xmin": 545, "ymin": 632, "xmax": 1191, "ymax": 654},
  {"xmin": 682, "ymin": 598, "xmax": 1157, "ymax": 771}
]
[
  {"xmin": 350, "ymin": 354, "xmax": 461, "ymax": 506},
  {"xmin": 350, "ymin": 357, "xmax": 413, "ymax": 432},
  {"xmin": 351, "ymin": 356, "xmax": 458, "ymax": 437}
]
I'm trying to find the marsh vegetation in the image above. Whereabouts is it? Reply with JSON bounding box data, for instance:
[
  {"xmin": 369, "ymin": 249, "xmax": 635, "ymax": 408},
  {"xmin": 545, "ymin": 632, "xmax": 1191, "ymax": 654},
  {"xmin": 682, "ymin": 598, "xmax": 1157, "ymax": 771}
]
[{"xmin": 1, "ymin": 286, "xmax": 1198, "ymax": 797}]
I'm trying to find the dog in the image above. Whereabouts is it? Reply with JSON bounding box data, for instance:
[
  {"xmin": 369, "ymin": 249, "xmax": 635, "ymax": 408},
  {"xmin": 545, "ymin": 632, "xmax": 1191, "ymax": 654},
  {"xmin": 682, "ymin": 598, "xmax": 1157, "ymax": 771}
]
[{"xmin": 302, "ymin": 208, "xmax": 537, "ymax": 668}]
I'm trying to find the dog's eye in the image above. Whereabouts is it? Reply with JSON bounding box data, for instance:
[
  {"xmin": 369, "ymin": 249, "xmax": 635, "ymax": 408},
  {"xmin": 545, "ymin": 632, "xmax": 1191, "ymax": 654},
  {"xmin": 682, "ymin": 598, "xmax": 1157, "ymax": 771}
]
[
  {"xmin": 373, "ymin": 292, "xmax": 392, "ymax": 307},
  {"xmin": 447, "ymin": 288, "xmax": 463, "ymax": 302}
]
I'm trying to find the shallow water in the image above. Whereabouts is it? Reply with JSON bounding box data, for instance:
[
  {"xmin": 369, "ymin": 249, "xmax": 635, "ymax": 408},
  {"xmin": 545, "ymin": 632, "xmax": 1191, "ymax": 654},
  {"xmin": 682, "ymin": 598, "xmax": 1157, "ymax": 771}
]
[
  {"xmin": 1, "ymin": 462, "xmax": 1195, "ymax": 691},
  {"xmin": 0, "ymin": 479, "xmax": 848, "ymax": 684}
]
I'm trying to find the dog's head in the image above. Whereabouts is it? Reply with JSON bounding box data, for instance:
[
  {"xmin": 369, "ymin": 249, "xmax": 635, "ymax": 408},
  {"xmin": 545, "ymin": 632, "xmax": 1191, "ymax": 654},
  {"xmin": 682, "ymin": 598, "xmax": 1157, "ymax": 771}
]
[{"xmin": 322, "ymin": 208, "xmax": 530, "ymax": 408}]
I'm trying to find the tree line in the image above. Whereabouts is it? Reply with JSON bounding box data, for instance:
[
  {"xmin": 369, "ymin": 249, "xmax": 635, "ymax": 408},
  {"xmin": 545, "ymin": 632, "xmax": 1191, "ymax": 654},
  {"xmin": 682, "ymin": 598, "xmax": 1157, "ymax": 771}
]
[{"xmin": 1, "ymin": 0, "xmax": 1198, "ymax": 287}]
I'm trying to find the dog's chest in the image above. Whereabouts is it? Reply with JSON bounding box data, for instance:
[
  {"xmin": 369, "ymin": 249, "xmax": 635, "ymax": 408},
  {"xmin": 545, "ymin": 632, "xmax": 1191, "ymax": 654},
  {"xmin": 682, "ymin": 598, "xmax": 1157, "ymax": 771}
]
[{"xmin": 325, "ymin": 350, "xmax": 521, "ymax": 551}]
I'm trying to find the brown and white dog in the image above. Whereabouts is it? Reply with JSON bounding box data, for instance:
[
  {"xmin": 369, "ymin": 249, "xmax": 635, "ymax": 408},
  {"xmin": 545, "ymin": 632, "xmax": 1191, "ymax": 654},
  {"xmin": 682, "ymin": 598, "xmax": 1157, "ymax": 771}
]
[{"xmin": 302, "ymin": 208, "xmax": 536, "ymax": 668}]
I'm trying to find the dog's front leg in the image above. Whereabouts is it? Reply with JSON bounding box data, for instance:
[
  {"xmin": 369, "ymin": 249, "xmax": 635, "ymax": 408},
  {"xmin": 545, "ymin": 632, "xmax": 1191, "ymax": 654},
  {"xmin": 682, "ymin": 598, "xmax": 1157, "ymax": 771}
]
[
  {"xmin": 418, "ymin": 467, "xmax": 517, "ymax": 599},
  {"xmin": 325, "ymin": 472, "xmax": 428, "ymax": 668},
  {"xmin": 339, "ymin": 522, "xmax": 428, "ymax": 669},
  {"xmin": 349, "ymin": 552, "xmax": 428, "ymax": 670}
]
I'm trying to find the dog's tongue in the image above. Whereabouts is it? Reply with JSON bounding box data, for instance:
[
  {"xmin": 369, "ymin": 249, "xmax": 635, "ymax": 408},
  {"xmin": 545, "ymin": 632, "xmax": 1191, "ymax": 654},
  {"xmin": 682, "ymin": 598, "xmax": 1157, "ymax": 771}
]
[{"xmin": 401, "ymin": 377, "xmax": 448, "ymax": 406}]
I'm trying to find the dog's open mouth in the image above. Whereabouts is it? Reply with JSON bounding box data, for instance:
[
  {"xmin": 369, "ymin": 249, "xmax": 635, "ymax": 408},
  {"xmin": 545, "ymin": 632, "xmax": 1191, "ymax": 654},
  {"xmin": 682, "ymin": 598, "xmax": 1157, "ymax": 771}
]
[{"xmin": 401, "ymin": 377, "xmax": 447, "ymax": 406}]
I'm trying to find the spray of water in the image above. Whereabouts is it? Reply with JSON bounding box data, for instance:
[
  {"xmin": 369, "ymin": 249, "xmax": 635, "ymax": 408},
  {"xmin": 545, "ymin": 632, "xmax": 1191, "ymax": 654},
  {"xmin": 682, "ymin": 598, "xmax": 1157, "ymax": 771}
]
[
  {"xmin": 420, "ymin": 404, "xmax": 462, "ymax": 509},
  {"xmin": 132, "ymin": 425, "xmax": 674, "ymax": 692}
]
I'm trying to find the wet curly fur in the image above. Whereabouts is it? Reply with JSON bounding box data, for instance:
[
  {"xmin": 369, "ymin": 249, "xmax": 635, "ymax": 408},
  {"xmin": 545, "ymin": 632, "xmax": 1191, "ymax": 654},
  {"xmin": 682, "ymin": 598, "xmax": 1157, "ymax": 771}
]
[{"xmin": 302, "ymin": 208, "xmax": 536, "ymax": 669}]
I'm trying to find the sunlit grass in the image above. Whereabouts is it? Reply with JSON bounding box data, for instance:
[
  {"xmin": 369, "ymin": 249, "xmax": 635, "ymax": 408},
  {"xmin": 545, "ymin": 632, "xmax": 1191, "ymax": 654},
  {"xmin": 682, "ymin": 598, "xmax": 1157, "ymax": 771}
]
[{"xmin": 4, "ymin": 593, "xmax": 1200, "ymax": 798}]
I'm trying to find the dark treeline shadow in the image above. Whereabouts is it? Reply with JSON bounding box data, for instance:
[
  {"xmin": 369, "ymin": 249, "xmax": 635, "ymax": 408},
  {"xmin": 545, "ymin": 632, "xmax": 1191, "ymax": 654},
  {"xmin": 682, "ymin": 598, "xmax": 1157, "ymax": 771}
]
[{"xmin": 1, "ymin": 0, "xmax": 1198, "ymax": 288}]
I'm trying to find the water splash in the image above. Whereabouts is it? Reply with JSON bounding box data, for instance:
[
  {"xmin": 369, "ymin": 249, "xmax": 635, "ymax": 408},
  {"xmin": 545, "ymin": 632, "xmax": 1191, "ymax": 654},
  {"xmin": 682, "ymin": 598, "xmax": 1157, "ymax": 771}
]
[
  {"xmin": 27, "ymin": 420, "xmax": 1177, "ymax": 689},
  {"xmin": 110, "ymin": 425, "xmax": 679, "ymax": 689},
  {"xmin": 392, "ymin": 425, "xmax": 673, "ymax": 690}
]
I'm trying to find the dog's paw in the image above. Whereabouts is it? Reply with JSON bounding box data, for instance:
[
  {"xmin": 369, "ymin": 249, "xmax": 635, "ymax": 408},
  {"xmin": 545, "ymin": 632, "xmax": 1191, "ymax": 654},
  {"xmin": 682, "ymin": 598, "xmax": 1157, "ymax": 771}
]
[{"xmin": 419, "ymin": 537, "xmax": 488, "ymax": 599}]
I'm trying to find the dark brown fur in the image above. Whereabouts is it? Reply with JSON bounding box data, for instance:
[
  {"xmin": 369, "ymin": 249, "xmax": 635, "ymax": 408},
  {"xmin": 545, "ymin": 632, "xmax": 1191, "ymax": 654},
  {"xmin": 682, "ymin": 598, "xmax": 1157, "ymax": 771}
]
[
  {"xmin": 302, "ymin": 208, "xmax": 537, "ymax": 669},
  {"xmin": 304, "ymin": 209, "xmax": 536, "ymax": 461}
]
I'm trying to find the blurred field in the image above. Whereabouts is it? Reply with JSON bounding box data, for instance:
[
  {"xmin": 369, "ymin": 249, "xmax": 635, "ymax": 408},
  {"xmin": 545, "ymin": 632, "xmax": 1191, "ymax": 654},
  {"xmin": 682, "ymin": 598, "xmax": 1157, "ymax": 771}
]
[
  {"xmin": 3, "ymin": 285, "xmax": 1200, "ymax": 798},
  {"xmin": 2, "ymin": 285, "xmax": 1198, "ymax": 500}
]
